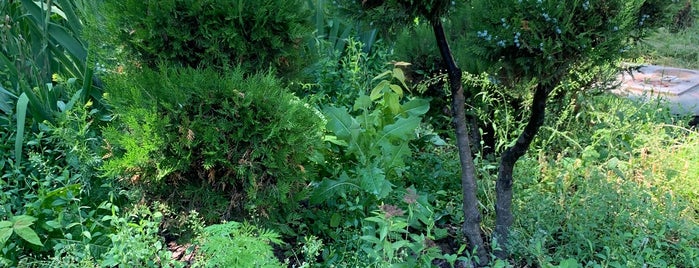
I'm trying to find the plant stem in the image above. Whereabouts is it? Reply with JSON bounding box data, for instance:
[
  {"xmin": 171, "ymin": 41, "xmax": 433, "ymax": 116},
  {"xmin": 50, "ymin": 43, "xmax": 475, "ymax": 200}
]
[
  {"xmin": 494, "ymin": 81, "xmax": 551, "ymax": 260},
  {"xmin": 431, "ymin": 18, "xmax": 488, "ymax": 266}
]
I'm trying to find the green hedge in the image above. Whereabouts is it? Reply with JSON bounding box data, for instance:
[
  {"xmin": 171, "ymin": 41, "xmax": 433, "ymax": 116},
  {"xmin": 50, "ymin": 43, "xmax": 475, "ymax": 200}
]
[
  {"xmin": 104, "ymin": 0, "xmax": 312, "ymax": 78},
  {"xmin": 102, "ymin": 66, "xmax": 324, "ymax": 212}
]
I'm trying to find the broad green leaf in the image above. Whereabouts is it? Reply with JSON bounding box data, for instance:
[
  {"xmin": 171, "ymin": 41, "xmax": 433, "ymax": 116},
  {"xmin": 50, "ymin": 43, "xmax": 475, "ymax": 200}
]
[
  {"xmin": 400, "ymin": 98, "xmax": 430, "ymax": 117},
  {"xmin": 384, "ymin": 92, "xmax": 401, "ymax": 115},
  {"xmin": 20, "ymin": 0, "xmax": 46, "ymax": 27},
  {"xmin": 378, "ymin": 116, "xmax": 420, "ymax": 144},
  {"xmin": 370, "ymin": 80, "xmax": 390, "ymax": 101},
  {"xmin": 0, "ymin": 226, "xmax": 12, "ymax": 246},
  {"xmin": 380, "ymin": 142, "xmax": 411, "ymax": 169},
  {"xmin": 13, "ymin": 215, "xmax": 37, "ymax": 229},
  {"xmin": 358, "ymin": 166, "xmax": 392, "ymax": 199},
  {"xmin": 388, "ymin": 84, "xmax": 403, "ymax": 98},
  {"xmin": 63, "ymin": 89, "xmax": 83, "ymax": 113},
  {"xmin": 15, "ymin": 226, "xmax": 43, "ymax": 246},
  {"xmin": 0, "ymin": 221, "xmax": 12, "ymax": 229},
  {"xmin": 54, "ymin": 0, "xmax": 83, "ymax": 35},
  {"xmin": 393, "ymin": 68, "xmax": 406, "ymax": 84},
  {"xmin": 392, "ymin": 68, "xmax": 411, "ymax": 92},
  {"xmin": 15, "ymin": 93, "xmax": 29, "ymax": 167},
  {"xmin": 371, "ymin": 70, "xmax": 393, "ymax": 82},
  {"xmin": 323, "ymin": 135, "xmax": 348, "ymax": 146},
  {"xmin": 322, "ymin": 106, "xmax": 360, "ymax": 141},
  {"xmin": 309, "ymin": 173, "xmax": 356, "ymax": 204},
  {"xmin": 330, "ymin": 213, "xmax": 341, "ymax": 228}
]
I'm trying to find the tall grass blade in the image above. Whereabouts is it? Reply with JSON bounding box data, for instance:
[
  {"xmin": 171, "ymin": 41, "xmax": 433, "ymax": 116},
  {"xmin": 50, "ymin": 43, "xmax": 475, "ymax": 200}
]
[
  {"xmin": 15, "ymin": 93, "xmax": 29, "ymax": 167},
  {"xmin": 47, "ymin": 23, "xmax": 87, "ymax": 62}
]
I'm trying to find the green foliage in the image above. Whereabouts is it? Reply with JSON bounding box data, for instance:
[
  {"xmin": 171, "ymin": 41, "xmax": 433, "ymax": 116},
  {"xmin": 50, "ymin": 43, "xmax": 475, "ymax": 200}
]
[
  {"xmin": 0, "ymin": 215, "xmax": 43, "ymax": 248},
  {"xmin": 301, "ymin": 37, "xmax": 393, "ymax": 107},
  {"xmin": 632, "ymin": 9, "xmax": 699, "ymax": 69},
  {"xmin": 0, "ymin": 0, "xmax": 102, "ymax": 125},
  {"xmin": 0, "ymin": 98, "xmax": 117, "ymax": 266},
  {"xmin": 101, "ymin": 205, "xmax": 183, "ymax": 268},
  {"xmin": 510, "ymin": 94, "xmax": 699, "ymax": 267},
  {"xmin": 104, "ymin": 0, "xmax": 312, "ymax": 78},
  {"xmin": 462, "ymin": 0, "xmax": 652, "ymax": 86},
  {"xmin": 103, "ymin": 66, "xmax": 324, "ymax": 217},
  {"xmin": 312, "ymin": 68, "xmax": 429, "ymax": 202},
  {"xmin": 195, "ymin": 221, "xmax": 283, "ymax": 268}
]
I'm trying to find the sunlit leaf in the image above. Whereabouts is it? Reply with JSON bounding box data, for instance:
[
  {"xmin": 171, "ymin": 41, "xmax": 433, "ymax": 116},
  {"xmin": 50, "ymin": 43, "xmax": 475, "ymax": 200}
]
[
  {"xmin": 370, "ymin": 80, "xmax": 390, "ymax": 100},
  {"xmin": 15, "ymin": 226, "xmax": 43, "ymax": 246},
  {"xmin": 0, "ymin": 224, "xmax": 12, "ymax": 246},
  {"xmin": 15, "ymin": 93, "xmax": 29, "ymax": 166}
]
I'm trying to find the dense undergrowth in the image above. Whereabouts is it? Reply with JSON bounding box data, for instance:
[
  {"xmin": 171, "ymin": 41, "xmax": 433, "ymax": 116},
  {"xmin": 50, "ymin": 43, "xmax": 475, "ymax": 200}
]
[{"xmin": 1, "ymin": 0, "xmax": 698, "ymax": 267}]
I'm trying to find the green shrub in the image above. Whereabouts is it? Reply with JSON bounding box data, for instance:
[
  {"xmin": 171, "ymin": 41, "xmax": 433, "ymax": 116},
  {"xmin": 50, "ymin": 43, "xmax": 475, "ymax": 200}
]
[
  {"xmin": 101, "ymin": 205, "xmax": 183, "ymax": 268},
  {"xmin": 102, "ymin": 66, "xmax": 324, "ymax": 217},
  {"xmin": 195, "ymin": 221, "xmax": 283, "ymax": 267},
  {"xmin": 104, "ymin": 0, "xmax": 312, "ymax": 78}
]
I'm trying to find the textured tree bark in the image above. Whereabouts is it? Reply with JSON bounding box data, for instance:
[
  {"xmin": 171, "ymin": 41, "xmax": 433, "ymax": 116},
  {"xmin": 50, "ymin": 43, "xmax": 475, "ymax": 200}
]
[
  {"xmin": 432, "ymin": 19, "xmax": 489, "ymax": 266},
  {"xmin": 493, "ymin": 82, "xmax": 551, "ymax": 260}
]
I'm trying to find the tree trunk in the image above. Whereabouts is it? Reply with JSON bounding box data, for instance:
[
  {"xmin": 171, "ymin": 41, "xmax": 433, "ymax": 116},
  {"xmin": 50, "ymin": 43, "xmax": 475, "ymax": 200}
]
[
  {"xmin": 431, "ymin": 19, "xmax": 489, "ymax": 265},
  {"xmin": 493, "ymin": 82, "xmax": 551, "ymax": 260}
]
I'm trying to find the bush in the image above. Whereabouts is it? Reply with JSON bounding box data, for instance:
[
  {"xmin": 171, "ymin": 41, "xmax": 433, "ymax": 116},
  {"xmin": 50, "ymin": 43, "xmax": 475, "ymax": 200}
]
[
  {"xmin": 102, "ymin": 66, "xmax": 324, "ymax": 218},
  {"xmin": 104, "ymin": 0, "xmax": 312, "ymax": 78},
  {"xmin": 195, "ymin": 221, "xmax": 283, "ymax": 267}
]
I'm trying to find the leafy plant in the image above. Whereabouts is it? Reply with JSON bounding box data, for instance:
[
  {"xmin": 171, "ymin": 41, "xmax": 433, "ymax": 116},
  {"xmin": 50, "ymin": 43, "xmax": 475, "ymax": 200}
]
[
  {"xmin": 101, "ymin": 205, "xmax": 183, "ymax": 268},
  {"xmin": 312, "ymin": 68, "xmax": 429, "ymax": 202},
  {"xmin": 195, "ymin": 221, "xmax": 284, "ymax": 268},
  {"xmin": 0, "ymin": 215, "xmax": 43, "ymax": 249}
]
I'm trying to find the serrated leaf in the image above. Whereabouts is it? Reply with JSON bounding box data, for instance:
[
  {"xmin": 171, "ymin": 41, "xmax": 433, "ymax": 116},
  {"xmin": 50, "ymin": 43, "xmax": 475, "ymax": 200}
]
[
  {"xmin": 322, "ymin": 106, "xmax": 360, "ymax": 141},
  {"xmin": 380, "ymin": 142, "xmax": 411, "ymax": 169},
  {"xmin": 358, "ymin": 166, "xmax": 392, "ymax": 199},
  {"xmin": 15, "ymin": 226, "xmax": 43, "ymax": 246},
  {"xmin": 310, "ymin": 173, "xmax": 355, "ymax": 204},
  {"xmin": 353, "ymin": 95, "xmax": 372, "ymax": 111}
]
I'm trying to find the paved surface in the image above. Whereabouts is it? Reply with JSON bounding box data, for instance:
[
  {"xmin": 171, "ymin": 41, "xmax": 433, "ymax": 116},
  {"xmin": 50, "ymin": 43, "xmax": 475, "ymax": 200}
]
[{"xmin": 615, "ymin": 65, "xmax": 699, "ymax": 116}]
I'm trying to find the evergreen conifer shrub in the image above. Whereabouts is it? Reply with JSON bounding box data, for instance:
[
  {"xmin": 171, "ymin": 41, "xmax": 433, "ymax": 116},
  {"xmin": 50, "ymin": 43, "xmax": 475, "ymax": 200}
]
[
  {"xmin": 104, "ymin": 0, "xmax": 312, "ymax": 77},
  {"xmin": 102, "ymin": 66, "xmax": 324, "ymax": 214}
]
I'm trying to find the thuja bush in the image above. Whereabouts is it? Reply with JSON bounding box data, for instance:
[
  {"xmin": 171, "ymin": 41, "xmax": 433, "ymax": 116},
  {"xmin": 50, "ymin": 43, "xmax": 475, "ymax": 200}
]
[
  {"xmin": 103, "ymin": 0, "xmax": 312, "ymax": 77},
  {"xmin": 102, "ymin": 66, "xmax": 324, "ymax": 217}
]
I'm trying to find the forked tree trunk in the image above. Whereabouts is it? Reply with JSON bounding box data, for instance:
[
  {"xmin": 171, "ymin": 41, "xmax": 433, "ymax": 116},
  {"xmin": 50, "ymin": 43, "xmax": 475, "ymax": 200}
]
[
  {"xmin": 431, "ymin": 19, "xmax": 489, "ymax": 266},
  {"xmin": 493, "ymin": 82, "xmax": 551, "ymax": 259}
]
